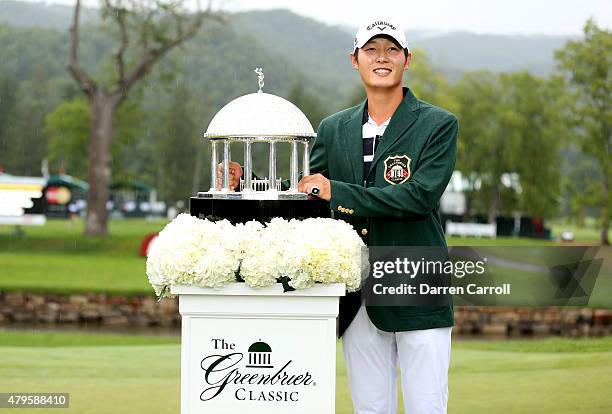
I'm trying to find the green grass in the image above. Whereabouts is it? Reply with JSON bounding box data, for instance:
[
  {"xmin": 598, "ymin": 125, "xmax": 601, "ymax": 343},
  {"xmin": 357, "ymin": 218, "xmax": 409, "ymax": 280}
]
[
  {"xmin": 549, "ymin": 222, "xmax": 605, "ymax": 244},
  {"xmin": 0, "ymin": 253, "xmax": 150, "ymax": 295},
  {"xmin": 0, "ymin": 218, "xmax": 608, "ymax": 297},
  {"xmin": 0, "ymin": 219, "xmax": 167, "ymax": 295},
  {"xmin": 448, "ymin": 347, "xmax": 612, "ymax": 413},
  {"xmin": 0, "ymin": 330, "xmax": 179, "ymax": 347},
  {"xmin": 1, "ymin": 344, "xmax": 180, "ymax": 414},
  {"xmin": 447, "ymin": 236, "xmax": 554, "ymax": 246},
  {"xmin": 0, "ymin": 218, "xmax": 169, "ymax": 256},
  {"xmin": 454, "ymin": 335, "xmax": 612, "ymax": 353},
  {"xmin": 1, "ymin": 332, "xmax": 611, "ymax": 413}
]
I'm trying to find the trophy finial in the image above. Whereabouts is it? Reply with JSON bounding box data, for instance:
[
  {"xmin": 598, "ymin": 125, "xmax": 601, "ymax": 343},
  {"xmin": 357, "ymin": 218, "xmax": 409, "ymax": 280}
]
[{"xmin": 254, "ymin": 68, "xmax": 264, "ymax": 93}]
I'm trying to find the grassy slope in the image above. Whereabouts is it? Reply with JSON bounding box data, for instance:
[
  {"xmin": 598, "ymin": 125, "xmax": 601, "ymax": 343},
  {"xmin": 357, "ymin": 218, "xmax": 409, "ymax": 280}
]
[
  {"xmin": 0, "ymin": 219, "xmax": 170, "ymax": 255},
  {"xmin": 0, "ymin": 253, "xmax": 149, "ymax": 294},
  {"xmin": 0, "ymin": 219, "xmax": 168, "ymax": 295},
  {"xmin": 1, "ymin": 332, "xmax": 611, "ymax": 413},
  {"xmin": 1, "ymin": 219, "xmax": 609, "ymax": 307},
  {"xmin": 0, "ymin": 330, "xmax": 179, "ymax": 347},
  {"xmin": 449, "ymin": 348, "xmax": 612, "ymax": 413}
]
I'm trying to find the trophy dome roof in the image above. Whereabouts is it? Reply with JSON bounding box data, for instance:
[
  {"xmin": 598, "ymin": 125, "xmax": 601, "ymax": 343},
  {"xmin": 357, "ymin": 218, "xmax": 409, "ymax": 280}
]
[{"xmin": 204, "ymin": 92, "xmax": 316, "ymax": 138}]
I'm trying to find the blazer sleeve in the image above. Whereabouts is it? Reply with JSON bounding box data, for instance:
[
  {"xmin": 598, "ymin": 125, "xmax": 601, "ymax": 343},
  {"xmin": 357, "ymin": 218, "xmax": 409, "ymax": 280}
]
[{"xmin": 329, "ymin": 115, "xmax": 458, "ymax": 218}]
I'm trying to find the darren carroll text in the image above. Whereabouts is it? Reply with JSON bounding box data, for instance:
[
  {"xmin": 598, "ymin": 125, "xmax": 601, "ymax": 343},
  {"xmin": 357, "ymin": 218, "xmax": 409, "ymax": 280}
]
[{"xmin": 373, "ymin": 283, "xmax": 512, "ymax": 295}]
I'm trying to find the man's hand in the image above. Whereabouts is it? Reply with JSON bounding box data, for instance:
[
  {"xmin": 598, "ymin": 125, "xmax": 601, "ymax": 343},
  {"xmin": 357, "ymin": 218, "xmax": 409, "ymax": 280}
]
[
  {"xmin": 217, "ymin": 161, "xmax": 243, "ymax": 191},
  {"xmin": 298, "ymin": 174, "xmax": 331, "ymax": 201}
]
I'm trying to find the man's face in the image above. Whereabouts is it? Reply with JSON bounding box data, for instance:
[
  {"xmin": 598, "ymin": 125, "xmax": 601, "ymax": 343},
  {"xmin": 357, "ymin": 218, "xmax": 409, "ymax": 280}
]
[{"xmin": 350, "ymin": 37, "xmax": 411, "ymax": 91}]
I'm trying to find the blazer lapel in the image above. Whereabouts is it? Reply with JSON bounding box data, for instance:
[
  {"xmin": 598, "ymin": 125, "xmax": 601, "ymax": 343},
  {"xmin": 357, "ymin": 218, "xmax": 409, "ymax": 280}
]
[
  {"xmin": 368, "ymin": 88, "xmax": 420, "ymax": 179},
  {"xmin": 341, "ymin": 100, "xmax": 367, "ymax": 184}
]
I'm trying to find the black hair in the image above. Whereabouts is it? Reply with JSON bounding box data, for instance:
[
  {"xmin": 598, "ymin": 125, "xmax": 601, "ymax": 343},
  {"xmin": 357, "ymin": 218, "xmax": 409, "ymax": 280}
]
[{"xmin": 353, "ymin": 34, "xmax": 409, "ymax": 62}]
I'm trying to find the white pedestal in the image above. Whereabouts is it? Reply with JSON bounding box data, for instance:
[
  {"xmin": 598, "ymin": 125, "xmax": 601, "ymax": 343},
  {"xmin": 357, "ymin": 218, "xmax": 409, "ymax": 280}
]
[{"xmin": 171, "ymin": 283, "xmax": 345, "ymax": 414}]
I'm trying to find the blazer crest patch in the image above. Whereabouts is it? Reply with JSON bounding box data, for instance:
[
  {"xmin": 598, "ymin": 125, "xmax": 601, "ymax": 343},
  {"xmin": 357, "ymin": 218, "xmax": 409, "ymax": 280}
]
[{"xmin": 384, "ymin": 155, "xmax": 411, "ymax": 185}]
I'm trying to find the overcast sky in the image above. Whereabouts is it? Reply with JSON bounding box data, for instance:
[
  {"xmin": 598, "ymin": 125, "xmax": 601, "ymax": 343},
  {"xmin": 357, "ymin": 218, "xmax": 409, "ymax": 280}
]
[{"xmin": 25, "ymin": 0, "xmax": 612, "ymax": 35}]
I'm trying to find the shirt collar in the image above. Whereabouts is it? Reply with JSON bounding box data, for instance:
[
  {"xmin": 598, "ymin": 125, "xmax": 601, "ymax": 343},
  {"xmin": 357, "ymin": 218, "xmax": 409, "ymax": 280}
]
[
  {"xmin": 361, "ymin": 87, "xmax": 408, "ymax": 125},
  {"xmin": 367, "ymin": 114, "xmax": 391, "ymax": 127}
]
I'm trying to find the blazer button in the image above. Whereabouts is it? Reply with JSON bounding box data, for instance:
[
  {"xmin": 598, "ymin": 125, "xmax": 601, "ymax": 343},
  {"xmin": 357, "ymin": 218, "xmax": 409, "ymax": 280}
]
[{"xmin": 361, "ymin": 228, "xmax": 368, "ymax": 236}]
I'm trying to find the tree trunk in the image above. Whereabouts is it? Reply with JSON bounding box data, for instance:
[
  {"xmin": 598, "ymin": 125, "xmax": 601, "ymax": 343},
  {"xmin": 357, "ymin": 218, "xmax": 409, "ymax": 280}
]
[
  {"xmin": 462, "ymin": 194, "xmax": 471, "ymax": 222},
  {"xmin": 488, "ymin": 180, "xmax": 500, "ymax": 225},
  {"xmin": 602, "ymin": 172, "xmax": 610, "ymax": 246},
  {"xmin": 463, "ymin": 178, "xmax": 477, "ymax": 221},
  {"xmin": 600, "ymin": 129, "xmax": 612, "ymax": 246},
  {"xmin": 85, "ymin": 89, "xmax": 117, "ymax": 236},
  {"xmin": 601, "ymin": 224, "xmax": 610, "ymax": 246},
  {"xmin": 192, "ymin": 143, "xmax": 203, "ymax": 196}
]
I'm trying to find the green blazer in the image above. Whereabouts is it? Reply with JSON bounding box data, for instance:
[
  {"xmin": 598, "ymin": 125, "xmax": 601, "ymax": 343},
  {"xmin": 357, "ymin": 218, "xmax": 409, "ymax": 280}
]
[{"xmin": 310, "ymin": 87, "xmax": 457, "ymax": 334}]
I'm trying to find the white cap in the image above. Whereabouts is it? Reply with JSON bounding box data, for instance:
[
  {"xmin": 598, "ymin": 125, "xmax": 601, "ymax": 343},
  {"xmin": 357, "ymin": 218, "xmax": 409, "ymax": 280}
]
[{"xmin": 353, "ymin": 18, "xmax": 409, "ymax": 52}]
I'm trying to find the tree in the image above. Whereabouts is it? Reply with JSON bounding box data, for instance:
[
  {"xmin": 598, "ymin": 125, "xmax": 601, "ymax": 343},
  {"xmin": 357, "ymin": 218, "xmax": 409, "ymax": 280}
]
[
  {"xmin": 288, "ymin": 81, "xmax": 326, "ymax": 130},
  {"xmin": 0, "ymin": 66, "xmax": 55, "ymax": 176},
  {"xmin": 499, "ymin": 72, "xmax": 568, "ymax": 219},
  {"xmin": 153, "ymin": 83, "xmax": 201, "ymax": 206},
  {"xmin": 44, "ymin": 96, "xmax": 143, "ymax": 180},
  {"xmin": 44, "ymin": 98, "xmax": 90, "ymax": 178},
  {"xmin": 555, "ymin": 20, "xmax": 611, "ymax": 245},
  {"xmin": 454, "ymin": 70, "xmax": 567, "ymax": 223},
  {"xmin": 407, "ymin": 49, "xmax": 458, "ymax": 114},
  {"xmin": 0, "ymin": 75, "xmax": 18, "ymax": 171},
  {"xmin": 67, "ymin": 0, "xmax": 218, "ymax": 236},
  {"xmin": 454, "ymin": 71, "xmax": 512, "ymax": 222}
]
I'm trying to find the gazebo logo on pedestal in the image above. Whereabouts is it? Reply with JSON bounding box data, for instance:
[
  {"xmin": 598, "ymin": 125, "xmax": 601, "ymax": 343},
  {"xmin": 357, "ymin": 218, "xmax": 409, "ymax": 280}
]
[
  {"xmin": 246, "ymin": 340, "xmax": 273, "ymax": 368},
  {"xmin": 199, "ymin": 337, "xmax": 317, "ymax": 403}
]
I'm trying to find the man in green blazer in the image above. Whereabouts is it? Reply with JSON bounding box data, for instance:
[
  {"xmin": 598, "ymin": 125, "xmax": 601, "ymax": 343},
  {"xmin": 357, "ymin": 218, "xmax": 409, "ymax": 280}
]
[{"xmin": 298, "ymin": 17, "xmax": 457, "ymax": 414}]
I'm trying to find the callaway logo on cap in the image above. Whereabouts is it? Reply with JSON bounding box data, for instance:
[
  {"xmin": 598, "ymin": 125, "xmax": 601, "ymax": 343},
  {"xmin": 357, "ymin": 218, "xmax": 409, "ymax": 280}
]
[{"xmin": 353, "ymin": 17, "xmax": 409, "ymax": 51}]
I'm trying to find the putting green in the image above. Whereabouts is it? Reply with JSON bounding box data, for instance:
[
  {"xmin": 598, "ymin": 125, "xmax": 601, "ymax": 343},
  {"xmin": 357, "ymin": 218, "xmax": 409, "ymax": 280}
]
[{"xmin": 1, "ymin": 333, "xmax": 611, "ymax": 413}]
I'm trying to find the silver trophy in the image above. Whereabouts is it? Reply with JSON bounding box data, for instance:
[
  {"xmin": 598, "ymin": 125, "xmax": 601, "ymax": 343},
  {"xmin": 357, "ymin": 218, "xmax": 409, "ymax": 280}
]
[{"xmin": 199, "ymin": 68, "xmax": 316, "ymax": 200}]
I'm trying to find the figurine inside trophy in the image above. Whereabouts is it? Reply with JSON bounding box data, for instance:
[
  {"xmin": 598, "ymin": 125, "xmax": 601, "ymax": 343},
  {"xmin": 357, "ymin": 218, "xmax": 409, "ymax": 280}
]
[
  {"xmin": 191, "ymin": 68, "xmax": 330, "ymax": 223},
  {"xmin": 199, "ymin": 68, "xmax": 316, "ymax": 201}
]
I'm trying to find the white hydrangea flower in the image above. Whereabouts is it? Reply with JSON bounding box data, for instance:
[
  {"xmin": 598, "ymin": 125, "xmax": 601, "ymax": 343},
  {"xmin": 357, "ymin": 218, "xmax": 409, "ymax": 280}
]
[
  {"xmin": 240, "ymin": 218, "xmax": 288, "ymax": 288},
  {"xmin": 146, "ymin": 214, "xmax": 241, "ymax": 296},
  {"xmin": 146, "ymin": 213, "xmax": 368, "ymax": 297},
  {"xmin": 296, "ymin": 218, "xmax": 367, "ymax": 292}
]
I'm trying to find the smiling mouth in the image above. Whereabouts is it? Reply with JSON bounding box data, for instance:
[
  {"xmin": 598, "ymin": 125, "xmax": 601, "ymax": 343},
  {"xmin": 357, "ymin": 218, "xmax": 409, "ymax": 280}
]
[{"xmin": 373, "ymin": 68, "xmax": 392, "ymax": 75}]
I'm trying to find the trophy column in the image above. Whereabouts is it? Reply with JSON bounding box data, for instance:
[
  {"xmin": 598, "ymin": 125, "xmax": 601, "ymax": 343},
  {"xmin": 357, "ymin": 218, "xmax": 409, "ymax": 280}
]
[
  {"xmin": 290, "ymin": 141, "xmax": 299, "ymax": 192},
  {"xmin": 302, "ymin": 141, "xmax": 310, "ymax": 177},
  {"xmin": 209, "ymin": 141, "xmax": 218, "ymax": 193},
  {"xmin": 268, "ymin": 141, "xmax": 277, "ymax": 192},
  {"xmin": 221, "ymin": 140, "xmax": 231, "ymax": 192},
  {"xmin": 243, "ymin": 140, "xmax": 253, "ymax": 192}
]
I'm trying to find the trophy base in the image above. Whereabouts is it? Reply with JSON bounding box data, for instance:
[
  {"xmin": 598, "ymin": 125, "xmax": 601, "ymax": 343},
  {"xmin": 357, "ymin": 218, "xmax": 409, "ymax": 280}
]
[
  {"xmin": 190, "ymin": 195, "xmax": 330, "ymax": 224},
  {"xmin": 197, "ymin": 191, "xmax": 308, "ymax": 200}
]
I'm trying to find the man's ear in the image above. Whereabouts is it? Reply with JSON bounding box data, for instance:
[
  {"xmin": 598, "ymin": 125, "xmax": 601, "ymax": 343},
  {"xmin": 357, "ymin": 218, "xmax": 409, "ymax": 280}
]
[
  {"xmin": 404, "ymin": 52, "xmax": 412, "ymax": 70},
  {"xmin": 350, "ymin": 51, "xmax": 359, "ymax": 69}
]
